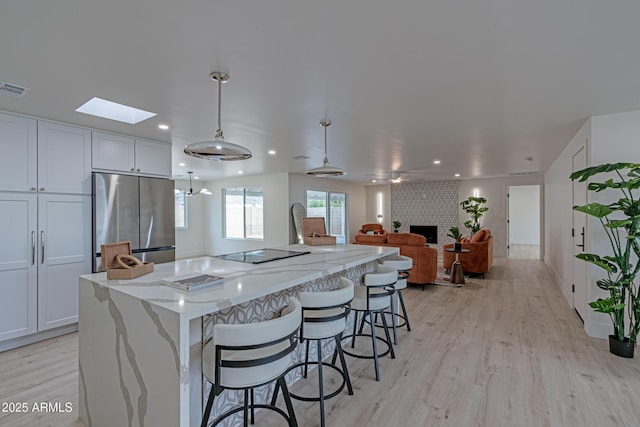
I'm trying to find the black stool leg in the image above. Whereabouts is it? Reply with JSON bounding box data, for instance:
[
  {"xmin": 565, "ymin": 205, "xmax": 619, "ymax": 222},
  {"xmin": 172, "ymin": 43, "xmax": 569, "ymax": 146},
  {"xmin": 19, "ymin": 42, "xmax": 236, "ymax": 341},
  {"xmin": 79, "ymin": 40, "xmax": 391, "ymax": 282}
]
[
  {"xmin": 390, "ymin": 294, "xmax": 398, "ymax": 345},
  {"xmin": 369, "ymin": 310, "xmax": 381, "ymax": 381},
  {"xmin": 270, "ymin": 380, "xmax": 280, "ymax": 406},
  {"xmin": 250, "ymin": 388, "xmax": 255, "ymax": 425},
  {"xmin": 278, "ymin": 376, "xmax": 299, "ymax": 427},
  {"xmin": 303, "ymin": 339, "xmax": 310, "ymax": 378},
  {"xmin": 398, "ymin": 290, "xmax": 411, "ymax": 331},
  {"xmin": 201, "ymin": 386, "xmax": 215, "ymax": 427},
  {"xmin": 379, "ymin": 310, "xmax": 396, "ymax": 359},
  {"xmin": 334, "ymin": 334, "xmax": 353, "ymax": 395},
  {"xmin": 351, "ymin": 311, "xmax": 358, "ymax": 348},
  {"xmin": 243, "ymin": 389, "xmax": 249, "ymax": 427},
  {"xmin": 316, "ymin": 339, "xmax": 326, "ymax": 427}
]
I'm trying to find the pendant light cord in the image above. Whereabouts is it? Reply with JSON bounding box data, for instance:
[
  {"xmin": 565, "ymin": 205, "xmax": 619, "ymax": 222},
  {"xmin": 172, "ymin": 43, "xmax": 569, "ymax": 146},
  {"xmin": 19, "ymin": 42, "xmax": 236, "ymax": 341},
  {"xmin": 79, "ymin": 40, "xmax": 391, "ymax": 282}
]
[{"xmin": 324, "ymin": 124, "xmax": 329, "ymax": 163}]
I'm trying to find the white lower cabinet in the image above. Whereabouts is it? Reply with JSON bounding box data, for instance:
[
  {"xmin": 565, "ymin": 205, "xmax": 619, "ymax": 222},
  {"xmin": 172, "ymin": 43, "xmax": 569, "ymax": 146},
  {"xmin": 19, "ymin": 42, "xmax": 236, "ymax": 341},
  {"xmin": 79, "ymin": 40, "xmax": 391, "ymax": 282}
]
[
  {"xmin": 0, "ymin": 194, "xmax": 38, "ymax": 341},
  {"xmin": 0, "ymin": 193, "xmax": 91, "ymax": 342}
]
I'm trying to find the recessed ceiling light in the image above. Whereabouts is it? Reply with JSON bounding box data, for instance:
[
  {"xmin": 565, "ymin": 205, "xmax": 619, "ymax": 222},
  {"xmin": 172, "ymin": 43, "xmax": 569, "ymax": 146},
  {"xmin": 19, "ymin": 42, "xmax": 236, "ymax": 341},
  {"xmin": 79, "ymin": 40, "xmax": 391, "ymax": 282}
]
[
  {"xmin": 433, "ymin": 160, "xmax": 441, "ymax": 165},
  {"xmin": 454, "ymin": 173, "xmax": 460, "ymax": 177},
  {"xmin": 194, "ymin": 176, "xmax": 199, "ymax": 180},
  {"xmin": 371, "ymin": 179, "xmax": 377, "ymax": 183},
  {"xmin": 75, "ymin": 97, "xmax": 156, "ymax": 124},
  {"xmin": 178, "ymin": 162, "xmax": 186, "ymax": 167},
  {"xmin": 238, "ymin": 171, "xmax": 244, "ymax": 174},
  {"xmin": 268, "ymin": 150, "xmax": 276, "ymax": 155},
  {"xmin": 158, "ymin": 124, "xmax": 170, "ymax": 130},
  {"xmin": 391, "ymin": 178, "xmax": 402, "ymax": 183}
]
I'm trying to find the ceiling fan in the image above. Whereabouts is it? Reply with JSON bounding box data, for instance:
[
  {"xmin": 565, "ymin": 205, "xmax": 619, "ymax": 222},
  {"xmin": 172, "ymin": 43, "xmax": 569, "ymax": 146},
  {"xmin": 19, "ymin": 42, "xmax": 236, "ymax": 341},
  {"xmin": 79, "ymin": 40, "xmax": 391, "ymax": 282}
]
[{"xmin": 186, "ymin": 171, "xmax": 212, "ymax": 196}]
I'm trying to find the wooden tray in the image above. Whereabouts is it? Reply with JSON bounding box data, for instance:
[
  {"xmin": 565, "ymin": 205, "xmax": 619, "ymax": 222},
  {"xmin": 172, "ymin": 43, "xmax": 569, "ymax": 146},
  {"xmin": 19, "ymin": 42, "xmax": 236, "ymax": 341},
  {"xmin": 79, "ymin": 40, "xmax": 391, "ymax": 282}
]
[
  {"xmin": 302, "ymin": 217, "xmax": 336, "ymax": 246},
  {"xmin": 101, "ymin": 241, "xmax": 154, "ymax": 279}
]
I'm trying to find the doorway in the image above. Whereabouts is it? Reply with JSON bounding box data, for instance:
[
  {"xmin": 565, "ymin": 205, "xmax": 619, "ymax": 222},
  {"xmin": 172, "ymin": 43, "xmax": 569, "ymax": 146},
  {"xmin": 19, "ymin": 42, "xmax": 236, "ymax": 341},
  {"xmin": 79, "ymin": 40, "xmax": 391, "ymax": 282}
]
[{"xmin": 508, "ymin": 185, "xmax": 541, "ymax": 259}]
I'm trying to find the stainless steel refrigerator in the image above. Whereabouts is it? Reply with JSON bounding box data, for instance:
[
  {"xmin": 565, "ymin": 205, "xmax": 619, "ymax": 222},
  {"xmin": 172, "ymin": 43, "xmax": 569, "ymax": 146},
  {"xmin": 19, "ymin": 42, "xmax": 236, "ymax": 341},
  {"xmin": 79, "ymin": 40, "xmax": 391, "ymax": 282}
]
[{"xmin": 92, "ymin": 172, "xmax": 175, "ymax": 272}]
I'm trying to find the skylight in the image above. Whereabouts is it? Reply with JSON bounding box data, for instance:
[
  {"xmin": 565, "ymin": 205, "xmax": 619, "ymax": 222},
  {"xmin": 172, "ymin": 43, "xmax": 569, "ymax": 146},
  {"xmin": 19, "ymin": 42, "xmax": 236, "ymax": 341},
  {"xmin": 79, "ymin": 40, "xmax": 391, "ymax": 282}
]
[{"xmin": 75, "ymin": 97, "xmax": 156, "ymax": 124}]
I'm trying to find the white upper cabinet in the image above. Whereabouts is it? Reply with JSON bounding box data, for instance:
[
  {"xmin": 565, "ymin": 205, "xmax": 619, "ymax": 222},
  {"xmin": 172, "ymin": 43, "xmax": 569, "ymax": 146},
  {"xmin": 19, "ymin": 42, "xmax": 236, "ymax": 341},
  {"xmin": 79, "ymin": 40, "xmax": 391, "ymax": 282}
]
[
  {"xmin": 92, "ymin": 131, "xmax": 172, "ymax": 177},
  {"xmin": 0, "ymin": 112, "xmax": 37, "ymax": 192},
  {"xmin": 0, "ymin": 113, "xmax": 91, "ymax": 194},
  {"xmin": 91, "ymin": 131, "xmax": 135, "ymax": 173},
  {"xmin": 38, "ymin": 121, "xmax": 92, "ymax": 194},
  {"xmin": 134, "ymin": 138, "xmax": 172, "ymax": 177}
]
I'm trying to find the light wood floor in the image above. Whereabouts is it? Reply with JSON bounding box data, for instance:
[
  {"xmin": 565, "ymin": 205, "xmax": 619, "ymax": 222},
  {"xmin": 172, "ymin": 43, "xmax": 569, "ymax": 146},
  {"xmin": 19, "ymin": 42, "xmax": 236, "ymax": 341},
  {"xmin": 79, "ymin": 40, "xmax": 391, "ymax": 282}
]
[{"xmin": 2, "ymin": 258, "xmax": 640, "ymax": 427}]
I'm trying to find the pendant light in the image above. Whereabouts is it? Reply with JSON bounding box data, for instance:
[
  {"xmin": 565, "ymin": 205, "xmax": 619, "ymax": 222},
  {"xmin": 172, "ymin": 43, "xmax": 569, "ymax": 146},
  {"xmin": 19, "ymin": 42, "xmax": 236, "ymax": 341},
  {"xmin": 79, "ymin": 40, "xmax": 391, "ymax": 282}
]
[
  {"xmin": 306, "ymin": 120, "xmax": 346, "ymax": 177},
  {"xmin": 186, "ymin": 172, "xmax": 212, "ymax": 196},
  {"xmin": 184, "ymin": 72, "xmax": 252, "ymax": 161}
]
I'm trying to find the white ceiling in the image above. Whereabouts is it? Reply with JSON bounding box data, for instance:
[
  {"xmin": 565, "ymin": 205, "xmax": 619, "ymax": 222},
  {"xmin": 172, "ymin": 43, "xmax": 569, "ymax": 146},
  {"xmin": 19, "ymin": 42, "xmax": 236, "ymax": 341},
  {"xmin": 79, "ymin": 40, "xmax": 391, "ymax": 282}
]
[{"xmin": 1, "ymin": 1, "xmax": 640, "ymax": 183}]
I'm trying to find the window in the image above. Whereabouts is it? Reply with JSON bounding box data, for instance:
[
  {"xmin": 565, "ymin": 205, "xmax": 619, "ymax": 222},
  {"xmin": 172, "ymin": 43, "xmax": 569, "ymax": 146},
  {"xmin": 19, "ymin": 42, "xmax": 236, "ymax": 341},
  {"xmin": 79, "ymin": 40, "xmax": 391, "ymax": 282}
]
[
  {"xmin": 306, "ymin": 190, "xmax": 346, "ymax": 244},
  {"xmin": 224, "ymin": 187, "xmax": 264, "ymax": 239},
  {"xmin": 175, "ymin": 189, "xmax": 187, "ymax": 229}
]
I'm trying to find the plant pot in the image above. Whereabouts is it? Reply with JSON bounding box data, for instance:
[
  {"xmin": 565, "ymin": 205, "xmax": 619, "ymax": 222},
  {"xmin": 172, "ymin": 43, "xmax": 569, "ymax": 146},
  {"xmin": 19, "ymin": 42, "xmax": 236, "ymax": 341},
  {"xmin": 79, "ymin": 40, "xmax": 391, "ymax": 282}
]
[
  {"xmin": 609, "ymin": 335, "xmax": 635, "ymax": 358},
  {"xmin": 393, "ymin": 230, "xmax": 399, "ymax": 233}
]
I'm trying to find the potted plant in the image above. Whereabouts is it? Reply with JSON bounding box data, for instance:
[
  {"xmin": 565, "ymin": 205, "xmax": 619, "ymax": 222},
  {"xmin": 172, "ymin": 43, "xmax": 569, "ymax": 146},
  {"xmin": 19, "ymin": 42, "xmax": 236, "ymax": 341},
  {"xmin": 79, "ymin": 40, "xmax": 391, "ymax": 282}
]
[
  {"xmin": 447, "ymin": 226, "xmax": 463, "ymax": 241},
  {"xmin": 392, "ymin": 220, "xmax": 402, "ymax": 233},
  {"xmin": 570, "ymin": 162, "xmax": 640, "ymax": 358},
  {"xmin": 460, "ymin": 196, "xmax": 488, "ymax": 236}
]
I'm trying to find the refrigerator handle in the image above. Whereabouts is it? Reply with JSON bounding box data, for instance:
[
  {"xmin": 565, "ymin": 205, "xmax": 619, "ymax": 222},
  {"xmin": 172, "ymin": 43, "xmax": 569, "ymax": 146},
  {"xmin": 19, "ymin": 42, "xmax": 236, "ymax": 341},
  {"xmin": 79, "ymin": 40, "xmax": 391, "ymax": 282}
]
[
  {"xmin": 31, "ymin": 231, "xmax": 36, "ymax": 265},
  {"xmin": 40, "ymin": 231, "xmax": 45, "ymax": 264}
]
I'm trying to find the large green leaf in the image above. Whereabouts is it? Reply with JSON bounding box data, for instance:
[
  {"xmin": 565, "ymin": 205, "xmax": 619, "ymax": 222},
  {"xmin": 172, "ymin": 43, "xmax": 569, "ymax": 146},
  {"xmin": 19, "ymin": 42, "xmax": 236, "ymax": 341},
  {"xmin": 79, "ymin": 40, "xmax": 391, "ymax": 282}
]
[
  {"xmin": 605, "ymin": 219, "xmax": 632, "ymax": 229},
  {"xmin": 588, "ymin": 297, "xmax": 625, "ymax": 314},
  {"xmin": 573, "ymin": 203, "xmax": 613, "ymax": 218},
  {"xmin": 570, "ymin": 163, "xmax": 640, "ymax": 182},
  {"xmin": 576, "ymin": 253, "xmax": 618, "ymax": 273}
]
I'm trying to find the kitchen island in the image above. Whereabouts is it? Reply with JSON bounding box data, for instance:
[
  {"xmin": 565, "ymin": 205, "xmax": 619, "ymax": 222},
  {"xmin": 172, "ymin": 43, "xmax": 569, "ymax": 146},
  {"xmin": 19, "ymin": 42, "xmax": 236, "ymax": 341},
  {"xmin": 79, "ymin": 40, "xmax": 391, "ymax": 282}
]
[{"xmin": 78, "ymin": 244, "xmax": 397, "ymax": 427}]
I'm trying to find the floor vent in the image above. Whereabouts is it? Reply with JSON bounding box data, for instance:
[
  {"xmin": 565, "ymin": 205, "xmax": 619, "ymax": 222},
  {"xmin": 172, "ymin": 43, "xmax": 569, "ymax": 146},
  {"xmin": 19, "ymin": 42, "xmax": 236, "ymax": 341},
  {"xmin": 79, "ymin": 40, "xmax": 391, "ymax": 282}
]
[{"xmin": 0, "ymin": 81, "xmax": 31, "ymax": 98}]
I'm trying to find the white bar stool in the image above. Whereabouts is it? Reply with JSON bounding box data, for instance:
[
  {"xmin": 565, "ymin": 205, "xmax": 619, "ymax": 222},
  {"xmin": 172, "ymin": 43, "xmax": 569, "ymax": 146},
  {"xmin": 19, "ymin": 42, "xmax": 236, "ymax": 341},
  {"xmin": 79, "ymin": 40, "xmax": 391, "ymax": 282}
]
[
  {"xmin": 341, "ymin": 264, "xmax": 397, "ymax": 381},
  {"xmin": 201, "ymin": 298, "xmax": 302, "ymax": 427},
  {"xmin": 380, "ymin": 255, "xmax": 413, "ymax": 344},
  {"xmin": 276, "ymin": 277, "xmax": 354, "ymax": 427}
]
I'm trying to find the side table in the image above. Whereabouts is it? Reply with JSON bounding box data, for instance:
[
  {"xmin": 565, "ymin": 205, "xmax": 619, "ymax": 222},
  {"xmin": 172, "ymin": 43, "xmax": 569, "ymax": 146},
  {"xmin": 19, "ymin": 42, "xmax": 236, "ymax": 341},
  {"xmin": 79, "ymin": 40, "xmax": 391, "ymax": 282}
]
[{"xmin": 444, "ymin": 248, "xmax": 471, "ymax": 285}]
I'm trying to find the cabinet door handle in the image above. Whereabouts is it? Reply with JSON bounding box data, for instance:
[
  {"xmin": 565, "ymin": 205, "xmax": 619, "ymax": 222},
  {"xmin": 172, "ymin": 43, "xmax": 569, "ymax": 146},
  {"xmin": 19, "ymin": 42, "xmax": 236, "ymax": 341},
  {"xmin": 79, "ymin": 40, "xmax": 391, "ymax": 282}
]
[
  {"xmin": 31, "ymin": 187, "xmax": 37, "ymax": 191},
  {"xmin": 40, "ymin": 231, "xmax": 45, "ymax": 264},
  {"xmin": 40, "ymin": 187, "xmax": 45, "ymax": 191},
  {"xmin": 31, "ymin": 231, "xmax": 36, "ymax": 265},
  {"xmin": 576, "ymin": 226, "xmax": 585, "ymax": 249}
]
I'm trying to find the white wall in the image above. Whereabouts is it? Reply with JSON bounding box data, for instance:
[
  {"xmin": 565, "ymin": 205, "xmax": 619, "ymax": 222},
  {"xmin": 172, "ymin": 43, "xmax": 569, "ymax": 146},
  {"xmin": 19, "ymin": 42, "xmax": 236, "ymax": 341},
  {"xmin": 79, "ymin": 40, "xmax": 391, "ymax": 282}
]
[
  {"xmin": 288, "ymin": 173, "xmax": 367, "ymax": 244},
  {"xmin": 544, "ymin": 120, "xmax": 590, "ymax": 306},
  {"xmin": 459, "ymin": 175, "xmax": 544, "ymax": 258},
  {"xmin": 174, "ymin": 180, "xmax": 207, "ymax": 259},
  {"xmin": 586, "ymin": 110, "xmax": 640, "ymax": 337},
  {"xmin": 508, "ymin": 185, "xmax": 540, "ymax": 245},
  {"xmin": 365, "ymin": 184, "xmax": 391, "ymax": 230},
  {"xmin": 545, "ymin": 109, "xmax": 640, "ymax": 339},
  {"xmin": 205, "ymin": 173, "xmax": 290, "ymax": 255}
]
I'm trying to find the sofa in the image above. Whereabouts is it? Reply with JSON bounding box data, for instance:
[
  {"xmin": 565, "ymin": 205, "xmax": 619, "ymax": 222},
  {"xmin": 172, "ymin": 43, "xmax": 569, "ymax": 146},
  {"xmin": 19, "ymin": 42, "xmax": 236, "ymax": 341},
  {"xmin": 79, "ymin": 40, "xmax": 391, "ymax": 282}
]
[
  {"xmin": 442, "ymin": 229, "xmax": 493, "ymax": 277},
  {"xmin": 353, "ymin": 231, "xmax": 438, "ymax": 286},
  {"xmin": 357, "ymin": 223, "xmax": 389, "ymax": 236}
]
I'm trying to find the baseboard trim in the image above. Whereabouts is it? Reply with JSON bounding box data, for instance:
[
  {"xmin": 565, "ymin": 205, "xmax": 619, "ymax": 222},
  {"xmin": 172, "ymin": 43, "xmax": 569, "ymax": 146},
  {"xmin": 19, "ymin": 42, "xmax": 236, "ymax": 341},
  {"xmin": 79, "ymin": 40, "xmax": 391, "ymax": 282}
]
[{"xmin": 0, "ymin": 323, "xmax": 78, "ymax": 352}]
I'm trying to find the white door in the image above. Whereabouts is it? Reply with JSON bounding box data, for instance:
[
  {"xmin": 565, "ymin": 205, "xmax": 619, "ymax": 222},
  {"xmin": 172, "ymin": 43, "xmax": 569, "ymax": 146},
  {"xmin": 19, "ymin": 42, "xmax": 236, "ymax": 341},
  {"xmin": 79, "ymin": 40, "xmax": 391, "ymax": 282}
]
[
  {"xmin": 572, "ymin": 146, "xmax": 588, "ymax": 321},
  {"xmin": 38, "ymin": 121, "xmax": 92, "ymax": 194},
  {"xmin": 37, "ymin": 194, "xmax": 92, "ymax": 330},
  {"xmin": 0, "ymin": 112, "xmax": 37, "ymax": 192},
  {"xmin": 0, "ymin": 193, "xmax": 38, "ymax": 341}
]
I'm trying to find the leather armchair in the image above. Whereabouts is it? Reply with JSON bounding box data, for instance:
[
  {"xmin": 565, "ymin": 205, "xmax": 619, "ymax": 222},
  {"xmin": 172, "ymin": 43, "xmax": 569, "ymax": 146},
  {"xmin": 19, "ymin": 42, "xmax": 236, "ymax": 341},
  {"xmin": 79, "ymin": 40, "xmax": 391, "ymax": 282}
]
[{"xmin": 442, "ymin": 229, "xmax": 493, "ymax": 277}]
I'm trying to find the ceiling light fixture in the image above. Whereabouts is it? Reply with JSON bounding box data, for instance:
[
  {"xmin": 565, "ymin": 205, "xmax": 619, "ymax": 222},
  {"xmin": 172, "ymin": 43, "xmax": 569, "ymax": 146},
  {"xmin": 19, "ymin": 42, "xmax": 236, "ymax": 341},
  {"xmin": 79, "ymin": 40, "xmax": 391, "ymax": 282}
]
[
  {"xmin": 158, "ymin": 124, "xmax": 169, "ymax": 130},
  {"xmin": 306, "ymin": 120, "xmax": 346, "ymax": 177},
  {"xmin": 186, "ymin": 171, "xmax": 211, "ymax": 196},
  {"xmin": 433, "ymin": 160, "xmax": 441, "ymax": 165},
  {"xmin": 184, "ymin": 72, "xmax": 252, "ymax": 161}
]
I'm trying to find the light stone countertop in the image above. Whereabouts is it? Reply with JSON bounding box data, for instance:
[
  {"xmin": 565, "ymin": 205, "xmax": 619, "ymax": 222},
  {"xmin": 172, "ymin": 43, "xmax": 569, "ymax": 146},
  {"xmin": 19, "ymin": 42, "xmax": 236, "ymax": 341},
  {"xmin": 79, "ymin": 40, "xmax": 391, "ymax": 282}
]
[{"xmin": 80, "ymin": 244, "xmax": 397, "ymax": 320}]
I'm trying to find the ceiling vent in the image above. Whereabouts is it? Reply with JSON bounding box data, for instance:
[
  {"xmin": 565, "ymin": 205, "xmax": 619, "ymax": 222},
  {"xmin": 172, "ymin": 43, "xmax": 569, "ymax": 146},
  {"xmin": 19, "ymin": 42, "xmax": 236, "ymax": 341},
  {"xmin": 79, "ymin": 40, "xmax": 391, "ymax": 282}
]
[
  {"xmin": 0, "ymin": 81, "xmax": 30, "ymax": 98},
  {"xmin": 509, "ymin": 171, "xmax": 541, "ymax": 176}
]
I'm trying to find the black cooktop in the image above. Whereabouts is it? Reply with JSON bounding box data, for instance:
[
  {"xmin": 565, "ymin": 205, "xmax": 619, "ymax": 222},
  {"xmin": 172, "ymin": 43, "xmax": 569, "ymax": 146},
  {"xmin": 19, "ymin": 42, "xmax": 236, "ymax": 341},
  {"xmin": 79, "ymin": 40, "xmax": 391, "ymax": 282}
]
[{"xmin": 215, "ymin": 248, "xmax": 311, "ymax": 264}]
